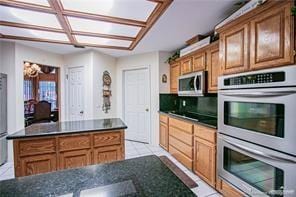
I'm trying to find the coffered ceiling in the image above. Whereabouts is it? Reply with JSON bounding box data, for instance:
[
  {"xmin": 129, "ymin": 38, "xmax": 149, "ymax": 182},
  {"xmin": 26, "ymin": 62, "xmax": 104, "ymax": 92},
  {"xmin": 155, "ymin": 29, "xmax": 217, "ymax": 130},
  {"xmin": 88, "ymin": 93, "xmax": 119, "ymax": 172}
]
[{"xmin": 0, "ymin": 0, "xmax": 173, "ymax": 50}]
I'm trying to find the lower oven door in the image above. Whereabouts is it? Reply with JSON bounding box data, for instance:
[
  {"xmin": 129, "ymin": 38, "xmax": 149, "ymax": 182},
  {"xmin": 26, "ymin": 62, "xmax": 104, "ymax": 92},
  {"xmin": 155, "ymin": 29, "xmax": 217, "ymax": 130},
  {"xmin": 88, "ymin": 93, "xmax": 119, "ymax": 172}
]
[
  {"xmin": 218, "ymin": 87, "xmax": 296, "ymax": 156},
  {"xmin": 218, "ymin": 134, "xmax": 296, "ymax": 196}
]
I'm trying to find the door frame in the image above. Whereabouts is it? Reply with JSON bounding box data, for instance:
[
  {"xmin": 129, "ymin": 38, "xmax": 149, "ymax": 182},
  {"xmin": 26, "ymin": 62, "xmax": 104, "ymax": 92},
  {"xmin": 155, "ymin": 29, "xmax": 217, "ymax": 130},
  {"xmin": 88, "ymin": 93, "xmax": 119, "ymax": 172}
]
[
  {"xmin": 122, "ymin": 66, "xmax": 151, "ymax": 143},
  {"xmin": 65, "ymin": 66, "xmax": 85, "ymax": 121}
]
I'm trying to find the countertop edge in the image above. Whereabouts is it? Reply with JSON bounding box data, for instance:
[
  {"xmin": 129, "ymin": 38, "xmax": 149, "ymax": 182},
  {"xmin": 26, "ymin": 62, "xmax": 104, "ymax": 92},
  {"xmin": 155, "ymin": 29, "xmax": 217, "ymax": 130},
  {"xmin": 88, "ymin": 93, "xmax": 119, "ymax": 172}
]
[
  {"xmin": 7, "ymin": 126, "xmax": 128, "ymax": 140},
  {"xmin": 159, "ymin": 111, "xmax": 218, "ymax": 129}
]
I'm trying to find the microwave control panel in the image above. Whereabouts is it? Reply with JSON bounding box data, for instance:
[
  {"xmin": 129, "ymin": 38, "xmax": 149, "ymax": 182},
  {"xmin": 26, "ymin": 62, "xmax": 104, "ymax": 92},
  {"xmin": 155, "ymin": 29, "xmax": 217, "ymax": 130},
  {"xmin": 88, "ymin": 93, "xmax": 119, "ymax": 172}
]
[{"xmin": 224, "ymin": 71, "xmax": 285, "ymax": 86}]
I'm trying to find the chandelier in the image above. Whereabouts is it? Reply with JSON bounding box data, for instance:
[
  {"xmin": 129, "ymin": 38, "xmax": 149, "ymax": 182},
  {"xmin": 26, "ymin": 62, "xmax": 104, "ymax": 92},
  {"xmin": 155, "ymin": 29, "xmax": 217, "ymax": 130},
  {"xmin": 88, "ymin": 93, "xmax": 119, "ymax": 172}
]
[{"xmin": 23, "ymin": 62, "xmax": 41, "ymax": 77}]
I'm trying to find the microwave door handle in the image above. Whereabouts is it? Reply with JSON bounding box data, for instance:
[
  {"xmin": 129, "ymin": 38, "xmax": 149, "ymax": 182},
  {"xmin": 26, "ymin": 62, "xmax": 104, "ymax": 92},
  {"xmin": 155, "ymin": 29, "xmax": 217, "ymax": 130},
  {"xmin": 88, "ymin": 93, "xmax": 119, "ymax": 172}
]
[
  {"xmin": 220, "ymin": 90, "xmax": 296, "ymax": 97},
  {"xmin": 194, "ymin": 76, "xmax": 198, "ymax": 92},
  {"xmin": 224, "ymin": 139, "xmax": 296, "ymax": 164}
]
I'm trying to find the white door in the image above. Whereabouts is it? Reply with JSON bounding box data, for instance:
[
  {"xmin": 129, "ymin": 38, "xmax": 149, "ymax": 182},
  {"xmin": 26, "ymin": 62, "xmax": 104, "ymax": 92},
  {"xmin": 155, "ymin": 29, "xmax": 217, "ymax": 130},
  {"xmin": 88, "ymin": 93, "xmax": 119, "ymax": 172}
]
[
  {"xmin": 67, "ymin": 67, "xmax": 84, "ymax": 121},
  {"xmin": 124, "ymin": 68, "xmax": 150, "ymax": 143}
]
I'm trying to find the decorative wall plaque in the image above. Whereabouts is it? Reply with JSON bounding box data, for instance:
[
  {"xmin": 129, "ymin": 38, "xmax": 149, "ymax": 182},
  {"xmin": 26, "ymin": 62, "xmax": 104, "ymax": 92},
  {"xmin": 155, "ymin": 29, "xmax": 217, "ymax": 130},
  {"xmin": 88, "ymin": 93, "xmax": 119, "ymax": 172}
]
[{"xmin": 102, "ymin": 71, "xmax": 112, "ymax": 113}]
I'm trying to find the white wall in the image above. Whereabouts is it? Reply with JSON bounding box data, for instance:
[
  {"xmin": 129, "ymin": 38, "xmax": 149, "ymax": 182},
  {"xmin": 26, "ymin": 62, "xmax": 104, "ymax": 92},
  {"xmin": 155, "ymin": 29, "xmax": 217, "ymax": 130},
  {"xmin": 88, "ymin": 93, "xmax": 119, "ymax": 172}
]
[
  {"xmin": 159, "ymin": 52, "xmax": 171, "ymax": 93},
  {"xmin": 116, "ymin": 52, "xmax": 160, "ymax": 145}
]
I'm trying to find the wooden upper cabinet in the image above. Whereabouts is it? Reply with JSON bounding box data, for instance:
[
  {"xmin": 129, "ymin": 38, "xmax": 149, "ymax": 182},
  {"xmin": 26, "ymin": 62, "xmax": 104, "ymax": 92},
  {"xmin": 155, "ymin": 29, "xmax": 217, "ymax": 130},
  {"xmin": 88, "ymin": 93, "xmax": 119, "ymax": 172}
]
[
  {"xmin": 170, "ymin": 62, "xmax": 180, "ymax": 93},
  {"xmin": 250, "ymin": 2, "xmax": 294, "ymax": 70},
  {"xmin": 192, "ymin": 52, "xmax": 206, "ymax": 71},
  {"xmin": 220, "ymin": 24, "xmax": 249, "ymax": 75},
  {"xmin": 207, "ymin": 45, "xmax": 219, "ymax": 92},
  {"xmin": 181, "ymin": 57, "xmax": 193, "ymax": 74}
]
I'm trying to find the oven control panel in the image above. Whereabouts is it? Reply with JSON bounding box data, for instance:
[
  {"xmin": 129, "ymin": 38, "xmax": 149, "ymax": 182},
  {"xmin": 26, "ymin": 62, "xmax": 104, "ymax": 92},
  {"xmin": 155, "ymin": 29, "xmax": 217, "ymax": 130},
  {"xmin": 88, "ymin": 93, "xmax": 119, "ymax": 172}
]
[{"xmin": 224, "ymin": 71, "xmax": 285, "ymax": 86}]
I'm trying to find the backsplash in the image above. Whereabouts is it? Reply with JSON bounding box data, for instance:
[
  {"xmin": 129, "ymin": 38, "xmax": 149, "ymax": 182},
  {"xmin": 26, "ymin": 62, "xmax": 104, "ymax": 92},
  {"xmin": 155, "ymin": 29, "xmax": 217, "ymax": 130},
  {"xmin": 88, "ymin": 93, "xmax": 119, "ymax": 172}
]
[{"xmin": 159, "ymin": 94, "xmax": 217, "ymax": 117}]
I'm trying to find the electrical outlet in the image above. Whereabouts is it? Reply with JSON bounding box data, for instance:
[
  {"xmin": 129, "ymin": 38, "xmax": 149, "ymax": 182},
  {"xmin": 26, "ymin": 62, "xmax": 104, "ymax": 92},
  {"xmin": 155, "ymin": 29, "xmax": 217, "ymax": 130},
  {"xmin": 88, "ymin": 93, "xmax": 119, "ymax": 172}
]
[{"xmin": 182, "ymin": 100, "xmax": 186, "ymax": 106}]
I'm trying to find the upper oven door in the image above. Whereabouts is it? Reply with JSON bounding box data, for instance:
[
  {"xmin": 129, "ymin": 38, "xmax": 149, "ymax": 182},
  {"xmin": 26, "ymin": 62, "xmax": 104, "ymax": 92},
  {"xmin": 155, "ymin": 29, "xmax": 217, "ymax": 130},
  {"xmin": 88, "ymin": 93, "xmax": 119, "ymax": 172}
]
[
  {"xmin": 218, "ymin": 87, "xmax": 296, "ymax": 156},
  {"xmin": 218, "ymin": 134, "xmax": 296, "ymax": 197}
]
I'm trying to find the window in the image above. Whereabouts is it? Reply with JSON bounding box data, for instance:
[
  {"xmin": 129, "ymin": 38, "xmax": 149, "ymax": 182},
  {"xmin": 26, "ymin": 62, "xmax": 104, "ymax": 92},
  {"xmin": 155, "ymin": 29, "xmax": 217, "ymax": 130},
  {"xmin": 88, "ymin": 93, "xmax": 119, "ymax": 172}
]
[
  {"xmin": 24, "ymin": 79, "xmax": 33, "ymax": 101},
  {"xmin": 39, "ymin": 81, "xmax": 57, "ymax": 110}
]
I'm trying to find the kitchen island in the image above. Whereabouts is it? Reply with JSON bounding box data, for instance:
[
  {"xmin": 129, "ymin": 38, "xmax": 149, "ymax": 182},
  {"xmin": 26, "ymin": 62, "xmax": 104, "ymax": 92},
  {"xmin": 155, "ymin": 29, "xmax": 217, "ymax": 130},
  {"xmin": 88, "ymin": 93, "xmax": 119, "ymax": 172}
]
[
  {"xmin": 0, "ymin": 155, "xmax": 195, "ymax": 196},
  {"xmin": 7, "ymin": 118, "xmax": 127, "ymax": 177}
]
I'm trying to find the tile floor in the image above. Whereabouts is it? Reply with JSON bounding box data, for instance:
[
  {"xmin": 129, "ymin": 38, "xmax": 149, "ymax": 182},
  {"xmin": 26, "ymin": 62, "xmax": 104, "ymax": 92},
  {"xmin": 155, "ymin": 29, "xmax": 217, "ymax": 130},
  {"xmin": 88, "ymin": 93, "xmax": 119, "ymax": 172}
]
[{"xmin": 0, "ymin": 140, "xmax": 221, "ymax": 197}]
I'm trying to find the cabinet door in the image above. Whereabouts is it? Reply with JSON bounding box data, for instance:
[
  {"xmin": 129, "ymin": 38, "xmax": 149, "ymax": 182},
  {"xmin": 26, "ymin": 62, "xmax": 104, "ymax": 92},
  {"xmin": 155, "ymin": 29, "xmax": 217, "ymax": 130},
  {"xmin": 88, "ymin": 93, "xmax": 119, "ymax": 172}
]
[
  {"xmin": 159, "ymin": 122, "xmax": 168, "ymax": 150},
  {"xmin": 193, "ymin": 52, "xmax": 206, "ymax": 71},
  {"xmin": 59, "ymin": 149, "xmax": 92, "ymax": 170},
  {"xmin": 193, "ymin": 137, "xmax": 216, "ymax": 187},
  {"xmin": 170, "ymin": 62, "xmax": 180, "ymax": 93},
  {"xmin": 93, "ymin": 145, "xmax": 123, "ymax": 164},
  {"xmin": 207, "ymin": 46, "xmax": 219, "ymax": 92},
  {"xmin": 216, "ymin": 178, "xmax": 244, "ymax": 197},
  {"xmin": 19, "ymin": 154, "xmax": 56, "ymax": 177},
  {"xmin": 220, "ymin": 24, "xmax": 249, "ymax": 75},
  {"xmin": 181, "ymin": 57, "xmax": 192, "ymax": 74},
  {"xmin": 250, "ymin": 2, "xmax": 294, "ymax": 70}
]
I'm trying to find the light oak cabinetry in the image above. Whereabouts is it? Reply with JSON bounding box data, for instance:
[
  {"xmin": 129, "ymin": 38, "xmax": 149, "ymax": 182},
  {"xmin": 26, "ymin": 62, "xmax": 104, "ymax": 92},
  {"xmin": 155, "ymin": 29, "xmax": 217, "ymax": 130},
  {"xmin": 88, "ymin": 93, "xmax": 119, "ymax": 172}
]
[
  {"xmin": 219, "ymin": 24, "xmax": 249, "ymax": 75},
  {"xmin": 218, "ymin": 1, "xmax": 295, "ymax": 75},
  {"xmin": 170, "ymin": 62, "xmax": 180, "ymax": 93},
  {"xmin": 168, "ymin": 117, "xmax": 193, "ymax": 170},
  {"xmin": 207, "ymin": 44, "xmax": 219, "ymax": 92},
  {"xmin": 13, "ymin": 130, "xmax": 124, "ymax": 177},
  {"xmin": 216, "ymin": 178, "xmax": 244, "ymax": 197},
  {"xmin": 159, "ymin": 114, "xmax": 169, "ymax": 150},
  {"xmin": 193, "ymin": 52, "xmax": 206, "ymax": 71},
  {"xmin": 181, "ymin": 57, "xmax": 193, "ymax": 74},
  {"xmin": 193, "ymin": 124, "xmax": 217, "ymax": 187}
]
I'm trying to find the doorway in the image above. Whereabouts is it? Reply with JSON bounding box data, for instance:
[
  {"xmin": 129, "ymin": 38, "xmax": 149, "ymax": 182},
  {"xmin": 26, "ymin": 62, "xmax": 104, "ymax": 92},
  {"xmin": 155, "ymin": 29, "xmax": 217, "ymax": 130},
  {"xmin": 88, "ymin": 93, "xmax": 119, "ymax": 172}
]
[
  {"xmin": 67, "ymin": 66, "xmax": 85, "ymax": 121},
  {"xmin": 23, "ymin": 62, "xmax": 60, "ymax": 127},
  {"xmin": 123, "ymin": 67, "xmax": 151, "ymax": 143}
]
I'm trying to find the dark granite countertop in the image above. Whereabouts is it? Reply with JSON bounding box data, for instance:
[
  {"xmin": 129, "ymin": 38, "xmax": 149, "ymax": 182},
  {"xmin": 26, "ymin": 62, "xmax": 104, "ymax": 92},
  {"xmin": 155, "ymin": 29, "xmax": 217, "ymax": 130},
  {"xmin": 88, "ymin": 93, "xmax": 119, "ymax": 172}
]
[
  {"xmin": 0, "ymin": 155, "xmax": 195, "ymax": 197},
  {"xmin": 159, "ymin": 111, "xmax": 217, "ymax": 129},
  {"xmin": 7, "ymin": 118, "xmax": 127, "ymax": 140}
]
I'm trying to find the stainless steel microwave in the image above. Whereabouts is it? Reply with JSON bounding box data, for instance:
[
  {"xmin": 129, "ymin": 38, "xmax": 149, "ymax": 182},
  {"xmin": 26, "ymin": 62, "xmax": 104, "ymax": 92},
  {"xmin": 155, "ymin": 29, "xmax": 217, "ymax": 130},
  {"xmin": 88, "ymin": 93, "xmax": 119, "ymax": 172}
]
[{"xmin": 178, "ymin": 71, "xmax": 205, "ymax": 96}]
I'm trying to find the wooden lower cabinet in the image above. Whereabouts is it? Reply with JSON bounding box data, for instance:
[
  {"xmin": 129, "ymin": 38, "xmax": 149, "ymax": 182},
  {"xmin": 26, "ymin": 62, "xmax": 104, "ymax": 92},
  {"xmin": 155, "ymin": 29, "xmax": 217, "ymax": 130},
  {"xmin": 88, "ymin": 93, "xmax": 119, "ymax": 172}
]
[
  {"xmin": 59, "ymin": 149, "xmax": 92, "ymax": 170},
  {"xmin": 13, "ymin": 130, "xmax": 125, "ymax": 177},
  {"xmin": 159, "ymin": 122, "xmax": 169, "ymax": 150},
  {"xmin": 193, "ymin": 137, "xmax": 216, "ymax": 187},
  {"xmin": 18, "ymin": 154, "xmax": 56, "ymax": 177},
  {"xmin": 93, "ymin": 145, "xmax": 123, "ymax": 164},
  {"xmin": 216, "ymin": 178, "xmax": 244, "ymax": 197}
]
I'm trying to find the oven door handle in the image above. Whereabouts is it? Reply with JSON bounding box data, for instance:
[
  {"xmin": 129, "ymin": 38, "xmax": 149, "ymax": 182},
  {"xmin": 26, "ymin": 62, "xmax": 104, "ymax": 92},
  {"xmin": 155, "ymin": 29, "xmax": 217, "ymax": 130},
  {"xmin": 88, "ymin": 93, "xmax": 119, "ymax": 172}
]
[
  {"xmin": 220, "ymin": 90, "xmax": 296, "ymax": 97},
  {"xmin": 224, "ymin": 139, "xmax": 296, "ymax": 164}
]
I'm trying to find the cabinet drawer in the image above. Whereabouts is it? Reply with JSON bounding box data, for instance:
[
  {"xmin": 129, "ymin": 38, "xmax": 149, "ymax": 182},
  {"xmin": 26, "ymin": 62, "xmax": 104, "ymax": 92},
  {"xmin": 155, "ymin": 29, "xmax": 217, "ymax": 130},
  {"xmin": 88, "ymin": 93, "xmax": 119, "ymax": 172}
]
[
  {"xmin": 169, "ymin": 136, "xmax": 192, "ymax": 159},
  {"xmin": 19, "ymin": 138, "xmax": 56, "ymax": 157},
  {"xmin": 194, "ymin": 124, "xmax": 216, "ymax": 144},
  {"xmin": 159, "ymin": 114, "xmax": 169, "ymax": 124},
  {"xmin": 169, "ymin": 145, "xmax": 192, "ymax": 170},
  {"xmin": 93, "ymin": 132, "xmax": 122, "ymax": 147},
  {"xmin": 169, "ymin": 118, "xmax": 193, "ymax": 134},
  {"xmin": 169, "ymin": 126, "xmax": 193, "ymax": 146},
  {"xmin": 59, "ymin": 135, "xmax": 91, "ymax": 152}
]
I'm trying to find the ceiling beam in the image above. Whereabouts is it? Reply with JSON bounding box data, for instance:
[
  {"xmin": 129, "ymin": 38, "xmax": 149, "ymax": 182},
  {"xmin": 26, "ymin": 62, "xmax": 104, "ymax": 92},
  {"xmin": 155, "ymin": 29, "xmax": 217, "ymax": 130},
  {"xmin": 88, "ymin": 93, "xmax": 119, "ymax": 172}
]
[
  {"xmin": 129, "ymin": 0, "xmax": 173, "ymax": 50},
  {"xmin": 47, "ymin": 0, "xmax": 77, "ymax": 45},
  {"xmin": 0, "ymin": 0, "xmax": 55, "ymax": 13},
  {"xmin": 0, "ymin": 34, "xmax": 131, "ymax": 50},
  {"xmin": 0, "ymin": 21, "xmax": 65, "ymax": 33}
]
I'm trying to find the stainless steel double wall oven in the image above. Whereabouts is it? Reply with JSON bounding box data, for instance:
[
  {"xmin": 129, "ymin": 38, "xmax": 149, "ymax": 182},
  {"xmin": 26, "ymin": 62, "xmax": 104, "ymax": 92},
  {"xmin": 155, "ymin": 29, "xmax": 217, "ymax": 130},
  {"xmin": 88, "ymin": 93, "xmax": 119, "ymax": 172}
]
[{"xmin": 218, "ymin": 66, "xmax": 296, "ymax": 196}]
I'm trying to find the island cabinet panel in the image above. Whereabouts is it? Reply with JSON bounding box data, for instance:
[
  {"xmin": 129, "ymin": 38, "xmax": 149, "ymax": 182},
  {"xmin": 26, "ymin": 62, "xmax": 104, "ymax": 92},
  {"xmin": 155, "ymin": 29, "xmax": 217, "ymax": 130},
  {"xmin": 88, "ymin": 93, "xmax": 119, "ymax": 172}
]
[
  {"xmin": 59, "ymin": 149, "xmax": 92, "ymax": 170},
  {"xmin": 207, "ymin": 45, "xmax": 219, "ymax": 93},
  {"xmin": 181, "ymin": 57, "xmax": 193, "ymax": 75},
  {"xmin": 13, "ymin": 130, "xmax": 125, "ymax": 177},
  {"xmin": 216, "ymin": 178, "xmax": 244, "ymax": 197},
  {"xmin": 220, "ymin": 24, "xmax": 249, "ymax": 75},
  {"xmin": 192, "ymin": 52, "xmax": 206, "ymax": 71},
  {"xmin": 170, "ymin": 62, "xmax": 180, "ymax": 93},
  {"xmin": 93, "ymin": 145, "xmax": 123, "ymax": 164},
  {"xmin": 250, "ymin": 2, "xmax": 294, "ymax": 70},
  {"xmin": 19, "ymin": 154, "xmax": 57, "ymax": 177}
]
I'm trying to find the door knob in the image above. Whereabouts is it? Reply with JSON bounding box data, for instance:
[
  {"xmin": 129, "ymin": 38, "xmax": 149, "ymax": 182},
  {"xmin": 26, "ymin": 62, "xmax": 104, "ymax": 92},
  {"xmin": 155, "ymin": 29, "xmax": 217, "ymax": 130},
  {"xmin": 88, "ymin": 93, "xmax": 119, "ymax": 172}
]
[
  {"xmin": 80, "ymin": 111, "xmax": 84, "ymax": 114},
  {"xmin": 145, "ymin": 108, "xmax": 149, "ymax": 112}
]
